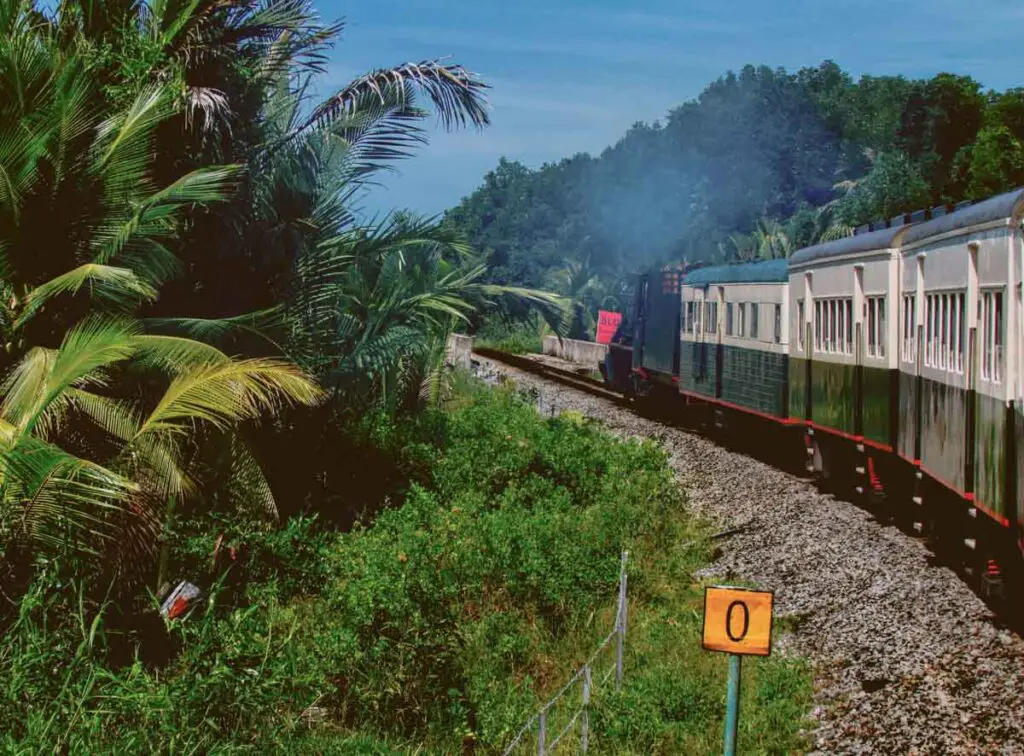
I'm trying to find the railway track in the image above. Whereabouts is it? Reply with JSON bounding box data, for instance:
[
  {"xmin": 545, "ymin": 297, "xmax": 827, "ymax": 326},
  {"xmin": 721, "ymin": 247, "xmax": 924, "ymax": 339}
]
[
  {"xmin": 473, "ymin": 347, "xmax": 1024, "ymax": 755},
  {"xmin": 472, "ymin": 347, "xmax": 621, "ymax": 401}
]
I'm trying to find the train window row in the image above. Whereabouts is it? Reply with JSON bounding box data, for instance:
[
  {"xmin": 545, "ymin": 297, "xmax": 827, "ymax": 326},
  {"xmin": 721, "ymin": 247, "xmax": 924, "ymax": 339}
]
[{"xmin": 685, "ymin": 300, "xmax": 781, "ymax": 344}]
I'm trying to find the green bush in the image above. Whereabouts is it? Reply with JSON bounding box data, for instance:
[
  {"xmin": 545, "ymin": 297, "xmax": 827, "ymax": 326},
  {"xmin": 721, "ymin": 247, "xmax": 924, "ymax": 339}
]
[
  {"xmin": 473, "ymin": 319, "xmax": 545, "ymax": 354},
  {"xmin": 0, "ymin": 382, "xmax": 811, "ymax": 753}
]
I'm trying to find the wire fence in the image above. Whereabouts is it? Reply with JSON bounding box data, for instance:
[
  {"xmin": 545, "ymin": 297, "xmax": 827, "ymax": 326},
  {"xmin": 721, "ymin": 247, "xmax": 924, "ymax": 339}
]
[{"xmin": 501, "ymin": 551, "xmax": 629, "ymax": 755}]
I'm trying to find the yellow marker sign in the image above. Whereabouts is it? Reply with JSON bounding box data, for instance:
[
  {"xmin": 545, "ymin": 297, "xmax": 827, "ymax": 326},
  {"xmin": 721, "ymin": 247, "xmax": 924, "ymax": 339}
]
[{"xmin": 701, "ymin": 586, "xmax": 774, "ymax": 656}]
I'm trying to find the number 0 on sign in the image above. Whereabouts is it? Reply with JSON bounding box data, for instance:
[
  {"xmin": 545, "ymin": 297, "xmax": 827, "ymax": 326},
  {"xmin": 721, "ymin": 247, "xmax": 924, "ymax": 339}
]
[{"xmin": 701, "ymin": 586, "xmax": 774, "ymax": 656}]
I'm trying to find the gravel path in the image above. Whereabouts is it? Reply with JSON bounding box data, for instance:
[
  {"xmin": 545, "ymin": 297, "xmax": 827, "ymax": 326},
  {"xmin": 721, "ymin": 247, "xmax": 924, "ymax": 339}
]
[{"xmin": 473, "ymin": 353, "xmax": 1024, "ymax": 756}]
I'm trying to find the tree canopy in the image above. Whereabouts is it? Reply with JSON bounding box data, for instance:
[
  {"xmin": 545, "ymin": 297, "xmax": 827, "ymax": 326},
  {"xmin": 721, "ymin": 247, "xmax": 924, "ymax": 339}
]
[{"xmin": 444, "ymin": 61, "xmax": 1024, "ymax": 335}]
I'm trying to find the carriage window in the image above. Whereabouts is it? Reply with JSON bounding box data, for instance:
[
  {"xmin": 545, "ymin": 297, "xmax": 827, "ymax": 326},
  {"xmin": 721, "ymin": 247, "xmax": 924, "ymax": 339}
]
[
  {"xmin": 705, "ymin": 301, "xmax": 718, "ymax": 335},
  {"xmin": 726, "ymin": 303, "xmax": 734, "ymax": 336},
  {"xmin": 812, "ymin": 297, "xmax": 853, "ymax": 355},
  {"xmin": 774, "ymin": 304, "xmax": 782, "ymax": 344},
  {"xmin": 837, "ymin": 300, "xmax": 845, "ymax": 352},
  {"xmin": 981, "ymin": 289, "xmax": 1004, "ymax": 382},
  {"xmin": 829, "ymin": 300, "xmax": 837, "ymax": 351},
  {"xmin": 902, "ymin": 294, "xmax": 915, "ymax": 363},
  {"xmin": 797, "ymin": 299, "xmax": 805, "ymax": 350},
  {"xmin": 865, "ymin": 296, "xmax": 886, "ymax": 358},
  {"xmin": 924, "ymin": 295, "xmax": 933, "ymax": 366},
  {"xmin": 995, "ymin": 291, "xmax": 1003, "ymax": 382},
  {"xmin": 940, "ymin": 295, "xmax": 949, "ymax": 369},
  {"xmin": 750, "ymin": 303, "xmax": 759, "ymax": 340},
  {"xmin": 878, "ymin": 297, "xmax": 886, "ymax": 357}
]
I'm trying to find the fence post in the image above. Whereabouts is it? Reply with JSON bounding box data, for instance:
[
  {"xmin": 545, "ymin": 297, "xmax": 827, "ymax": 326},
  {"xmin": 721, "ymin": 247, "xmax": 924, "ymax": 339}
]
[
  {"xmin": 537, "ymin": 708, "xmax": 546, "ymax": 756},
  {"xmin": 615, "ymin": 550, "xmax": 629, "ymax": 692},
  {"xmin": 581, "ymin": 664, "xmax": 592, "ymax": 753}
]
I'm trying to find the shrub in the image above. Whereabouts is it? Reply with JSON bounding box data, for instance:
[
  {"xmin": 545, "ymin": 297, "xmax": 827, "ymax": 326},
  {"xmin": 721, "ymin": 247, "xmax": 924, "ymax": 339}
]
[
  {"xmin": 473, "ymin": 319, "xmax": 545, "ymax": 354},
  {"xmin": 0, "ymin": 382, "xmax": 811, "ymax": 753}
]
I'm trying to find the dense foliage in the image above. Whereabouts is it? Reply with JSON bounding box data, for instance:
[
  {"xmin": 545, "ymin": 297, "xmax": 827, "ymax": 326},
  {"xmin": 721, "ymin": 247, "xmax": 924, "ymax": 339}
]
[
  {"xmin": 0, "ymin": 383, "xmax": 812, "ymax": 752},
  {"xmin": 444, "ymin": 62, "xmax": 1024, "ymax": 336},
  {"xmin": 0, "ymin": 0, "xmax": 569, "ymax": 597}
]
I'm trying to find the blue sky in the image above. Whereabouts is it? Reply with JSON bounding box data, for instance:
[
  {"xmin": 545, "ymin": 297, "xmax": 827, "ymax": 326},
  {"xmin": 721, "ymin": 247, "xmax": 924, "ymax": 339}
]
[{"xmin": 317, "ymin": 0, "xmax": 1024, "ymax": 219}]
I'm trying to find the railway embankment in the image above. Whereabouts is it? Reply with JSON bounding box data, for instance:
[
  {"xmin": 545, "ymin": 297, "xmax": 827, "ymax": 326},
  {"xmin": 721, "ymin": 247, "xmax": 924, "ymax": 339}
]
[{"xmin": 474, "ymin": 351, "xmax": 1024, "ymax": 755}]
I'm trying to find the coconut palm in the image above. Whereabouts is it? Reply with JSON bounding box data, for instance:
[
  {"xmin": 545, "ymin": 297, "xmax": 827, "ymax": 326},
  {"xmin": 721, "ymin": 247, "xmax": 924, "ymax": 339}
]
[
  {"xmin": 287, "ymin": 212, "xmax": 565, "ymax": 408},
  {"xmin": 0, "ymin": 11, "xmax": 323, "ymax": 582},
  {"xmin": 157, "ymin": 74, "xmax": 564, "ymax": 404},
  {"xmin": 0, "ymin": 318, "xmax": 322, "ymax": 565}
]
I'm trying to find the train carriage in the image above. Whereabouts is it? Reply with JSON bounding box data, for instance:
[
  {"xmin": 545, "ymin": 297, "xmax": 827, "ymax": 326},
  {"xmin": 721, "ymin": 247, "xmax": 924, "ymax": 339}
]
[
  {"xmin": 898, "ymin": 190, "xmax": 1024, "ymax": 570},
  {"xmin": 679, "ymin": 260, "xmax": 791, "ymax": 426},
  {"xmin": 787, "ymin": 227, "xmax": 904, "ymax": 491}
]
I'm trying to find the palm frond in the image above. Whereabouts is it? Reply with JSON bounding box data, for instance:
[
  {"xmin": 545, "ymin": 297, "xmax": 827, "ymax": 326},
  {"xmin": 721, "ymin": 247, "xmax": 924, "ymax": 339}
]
[
  {"xmin": 302, "ymin": 60, "xmax": 490, "ymax": 135},
  {"xmin": 818, "ymin": 224, "xmax": 854, "ymax": 242},
  {"xmin": 135, "ymin": 358, "xmax": 324, "ymax": 440},
  {"xmin": 1, "ymin": 318, "xmax": 139, "ymax": 438},
  {"xmin": 130, "ymin": 334, "xmax": 231, "ymax": 374},
  {"xmin": 66, "ymin": 388, "xmax": 193, "ymax": 497},
  {"xmin": 92, "ymin": 165, "xmax": 244, "ymax": 270},
  {"xmin": 227, "ymin": 436, "xmax": 277, "ymax": 520},
  {"xmin": 0, "ymin": 436, "xmax": 139, "ymax": 555},
  {"xmin": 143, "ymin": 308, "xmax": 290, "ymax": 355},
  {"xmin": 92, "ymin": 85, "xmax": 170, "ymax": 182},
  {"xmin": 14, "ymin": 264, "xmax": 159, "ymax": 331}
]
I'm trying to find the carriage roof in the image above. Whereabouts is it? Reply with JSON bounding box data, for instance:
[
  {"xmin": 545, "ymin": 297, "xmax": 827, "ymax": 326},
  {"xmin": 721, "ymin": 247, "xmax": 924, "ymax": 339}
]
[
  {"xmin": 682, "ymin": 258, "xmax": 788, "ymax": 286},
  {"xmin": 902, "ymin": 186, "xmax": 1024, "ymax": 247},
  {"xmin": 789, "ymin": 225, "xmax": 909, "ymax": 268}
]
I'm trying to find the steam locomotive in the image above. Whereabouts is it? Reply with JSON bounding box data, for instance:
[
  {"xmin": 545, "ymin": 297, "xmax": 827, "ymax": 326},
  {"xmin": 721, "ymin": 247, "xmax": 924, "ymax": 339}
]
[{"xmin": 603, "ymin": 187, "xmax": 1024, "ymax": 598}]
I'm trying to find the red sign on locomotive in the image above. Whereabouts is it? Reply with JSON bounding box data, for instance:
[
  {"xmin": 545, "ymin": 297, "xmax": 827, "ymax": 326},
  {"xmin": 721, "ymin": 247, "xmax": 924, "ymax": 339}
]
[{"xmin": 596, "ymin": 310, "xmax": 622, "ymax": 344}]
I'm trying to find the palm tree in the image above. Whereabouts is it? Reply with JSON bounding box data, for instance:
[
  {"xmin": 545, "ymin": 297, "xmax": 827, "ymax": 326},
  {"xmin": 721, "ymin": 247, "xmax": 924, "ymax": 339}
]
[
  {"xmin": 158, "ymin": 72, "xmax": 564, "ymax": 403},
  {"xmin": 751, "ymin": 218, "xmax": 794, "ymax": 260},
  {"xmin": 551, "ymin": 255, "xmax": 607, "ymax": 340},
  {"xmin": 17, "ymin": 0, "xmax": 564, "ymax": 520},
  {"xmin": 0, "ymin": 9, "xmax": 323, "ymax": 587},
  {"xmin": 287, "ymin": 212, "xmax": 565, "ymax": 409},
  {"xmin": 0, "ymin": 318, "xmax": 322, "ymax": 569}
]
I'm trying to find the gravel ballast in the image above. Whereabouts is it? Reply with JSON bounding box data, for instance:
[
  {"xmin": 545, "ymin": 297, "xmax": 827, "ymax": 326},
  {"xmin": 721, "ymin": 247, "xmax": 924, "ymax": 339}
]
[{"xmin": 473, "ymin": 353, "xmax": 1024, "ymax": 755}]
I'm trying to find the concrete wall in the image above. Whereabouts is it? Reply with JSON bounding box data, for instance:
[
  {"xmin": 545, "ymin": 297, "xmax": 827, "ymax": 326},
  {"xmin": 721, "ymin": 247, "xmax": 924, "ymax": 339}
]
[
  {"xmin": 446, "ymin": 334, "xmax": 474, "ymax": 370},
  {"xmin": 543, "ymin": 335, "xmax": 608, "ymax": 367}
]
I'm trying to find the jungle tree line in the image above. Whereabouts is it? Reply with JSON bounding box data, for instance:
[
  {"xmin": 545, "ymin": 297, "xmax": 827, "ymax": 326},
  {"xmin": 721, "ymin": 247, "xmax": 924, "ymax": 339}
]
[{"xmin": 443, "ymin": 62, "xmax": 1024, "ymax": 336}]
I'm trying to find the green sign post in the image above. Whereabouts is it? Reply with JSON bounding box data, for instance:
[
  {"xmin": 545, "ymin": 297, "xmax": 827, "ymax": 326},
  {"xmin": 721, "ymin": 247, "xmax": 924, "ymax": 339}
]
[
  {"xmin": 701, "ymin": 586, "xmax": 775, "ymax": 755},
  {"xmin": 723, "ymin": 653, "xmax": 742, "ymax": 755}
]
